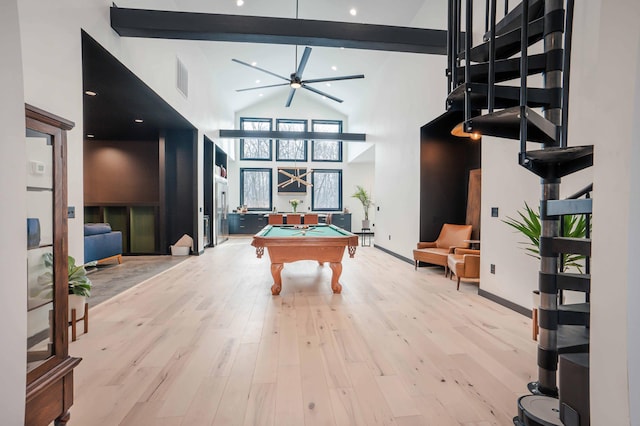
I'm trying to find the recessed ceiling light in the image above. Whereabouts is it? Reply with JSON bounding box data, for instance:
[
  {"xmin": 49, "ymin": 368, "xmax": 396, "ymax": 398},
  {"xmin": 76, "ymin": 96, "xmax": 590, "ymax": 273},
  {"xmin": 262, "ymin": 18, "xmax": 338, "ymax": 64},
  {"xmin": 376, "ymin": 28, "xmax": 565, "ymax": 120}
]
[
  {"xmin": 251, "ymin": 61, "xmax": 257, "ymax": 66},
  {"xmin": 85, "ymin": 90, "xmax": 97, "ymax": 96},
  {"xmin": 350, "ymin": 8, "xmax": 357, "ymax": 16},
  {"xmin": 134, "ymin": 119, "xmax": 144, "ymax": 123},
  {"xmin": 340, "ymin": 47, "xmax": 345, "ymax": 50},
  {"xmin": 322, "ymin": 96, "xmax": 327, "ymax": 100},
  {"xmin": 256, "ymin": 79, "xmax": 261, "ymax": 84},
  {"xmin": 326, "ymin": 83, "xmax": 331, "ymax": 87},
  {"xmin": 259, "ymin": 93, "xmax": 263, "ymax": 97},
  {"xmin": 87, "ymin": 134, "xmax": 95, "ymax": 138},
  {"xmin": 237, "ymin": 0, "xmax": 244, "ymax": 6},
  {"xmin": 331, "ymin": 65, "xmax": 337, "ymax": 71}
]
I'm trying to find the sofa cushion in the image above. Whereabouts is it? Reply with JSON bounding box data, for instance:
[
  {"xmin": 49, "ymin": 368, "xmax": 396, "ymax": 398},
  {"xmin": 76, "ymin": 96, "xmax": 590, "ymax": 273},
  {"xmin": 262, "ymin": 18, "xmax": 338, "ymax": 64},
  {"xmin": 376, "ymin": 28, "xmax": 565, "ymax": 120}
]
[{"xmin": 84, "ymin": 223, "xmax": 112, "ymax": 236}]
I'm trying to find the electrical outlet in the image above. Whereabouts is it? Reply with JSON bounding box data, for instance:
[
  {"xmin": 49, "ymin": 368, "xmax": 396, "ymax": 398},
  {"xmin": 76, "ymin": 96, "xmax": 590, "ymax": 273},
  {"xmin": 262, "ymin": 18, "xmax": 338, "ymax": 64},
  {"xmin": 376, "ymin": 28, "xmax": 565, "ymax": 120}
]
[
  {"xmin": 491, "ymin": 207, "xmax": 499, "ymax": 217},
  {"xmin": 388, "ymin": 235, "xmax": 391, "ymax": 240},
  {"xmin": 377, "ymin": 206, "xmax": 380, "ymax": 211},
  {"xmin": 490, "ymin": 264, "xmax": 496, "ymax": 274},
  {"xmin": 67, "ymin": 206, "xmax": 75, "ymax": 219}
]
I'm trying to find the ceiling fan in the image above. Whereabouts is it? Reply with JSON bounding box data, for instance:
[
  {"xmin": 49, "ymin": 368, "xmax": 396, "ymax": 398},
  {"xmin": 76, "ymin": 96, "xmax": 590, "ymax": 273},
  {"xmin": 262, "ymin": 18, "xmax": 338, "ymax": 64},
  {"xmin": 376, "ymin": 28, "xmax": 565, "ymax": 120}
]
[{"xmin": 232, "ymin": 46, "xmax": 365, "ymax": 107}]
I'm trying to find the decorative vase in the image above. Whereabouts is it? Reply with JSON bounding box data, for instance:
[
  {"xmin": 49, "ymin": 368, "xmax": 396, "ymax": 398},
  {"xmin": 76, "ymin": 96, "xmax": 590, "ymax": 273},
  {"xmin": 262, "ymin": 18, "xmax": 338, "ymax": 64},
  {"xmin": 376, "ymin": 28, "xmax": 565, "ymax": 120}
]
[
  {"xmin": 362, "ymin": 219, "xmax": 370, "ymax": 229},
  {"xmin": 293, "ymin": 205, "xmax": 297, "ymax": 213}
]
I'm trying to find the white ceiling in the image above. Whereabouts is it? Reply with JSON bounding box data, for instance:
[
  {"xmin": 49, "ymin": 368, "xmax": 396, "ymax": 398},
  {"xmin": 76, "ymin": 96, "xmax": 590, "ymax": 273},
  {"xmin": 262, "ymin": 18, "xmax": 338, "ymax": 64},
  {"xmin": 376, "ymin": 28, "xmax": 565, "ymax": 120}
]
[{"xmin": 117, "ymin": 0, "xmax": 446, "ymax": 116}]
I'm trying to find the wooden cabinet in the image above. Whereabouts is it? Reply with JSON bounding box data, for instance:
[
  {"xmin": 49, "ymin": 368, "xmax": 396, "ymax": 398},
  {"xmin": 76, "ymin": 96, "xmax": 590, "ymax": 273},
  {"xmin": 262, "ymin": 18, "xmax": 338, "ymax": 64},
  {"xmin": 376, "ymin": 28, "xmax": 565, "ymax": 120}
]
[
  {"xmin": 229, "ymin": 213, "xmax": 268, "ymax": 234},
  {"xmin": 25, "ymin": 104, "xmax": 81, "ymax": 425}
]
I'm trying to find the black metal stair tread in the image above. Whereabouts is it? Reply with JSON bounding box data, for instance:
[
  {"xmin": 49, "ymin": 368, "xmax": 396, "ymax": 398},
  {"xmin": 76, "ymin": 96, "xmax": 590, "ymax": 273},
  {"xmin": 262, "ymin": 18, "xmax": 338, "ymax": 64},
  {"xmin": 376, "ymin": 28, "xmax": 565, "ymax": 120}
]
[
  {"xmin": 455, "ymin": 52, "xmax": 550, "ymax": 85},
  {"xmin": 525, "ymin": 146, "xmax": 593, "ymax": 162},
  {"xmin": 522, "ymin": 146, "xmax": 594, "ymax": 178},
  {"xmin": 559, "ymin": 352, "xmax": 589, "ymax": 368},
  {"xmin": 558, "ymin": 303, "xmax": 590, "ymax": 314},
  {"xmin": 544, "ymin": 198, "xmax": 593, "ymax": 216},
  {"xmin": 556, "ymin": 272, "xmax": 591, "ymax": 292},
  {"xmin": 545, "ymin": 237, "xmax": 592, "ymax": 257},
  {"xmin": 447, "ymin": 83, "xmax": 559, "ymax": 111},
  {"xmin": 466, "ymin": 106, "xmax": 557, "ymax": 144},
  {"xmin": 483, "ymin": 0, "xmax": 545, "ymax": 41},
  {"xmin": 460, "ymin": 14, "xmax": 545, "ymax": 62},
  {"xmin": 462, "ymin": 9, "xmax": 565, "ymax": 63},
  {"xmin": 557, "ymin": 325, "xmax": 589, "ymax": 354}
]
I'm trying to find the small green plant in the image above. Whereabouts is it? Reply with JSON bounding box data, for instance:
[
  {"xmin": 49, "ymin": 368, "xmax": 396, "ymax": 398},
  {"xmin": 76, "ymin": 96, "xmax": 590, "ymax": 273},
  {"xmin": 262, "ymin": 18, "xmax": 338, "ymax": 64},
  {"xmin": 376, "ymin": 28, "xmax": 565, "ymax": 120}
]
[
  {"xmin": 503, "ymin": 202, "xmax": 589, "ymax": 272},
  {"xmin": 351, "ymin": 185, "xmax": 372, "ymax": 221},
  {"xmin": 41, "ymin": 253, "xmax": 94, "ymax": 297}
]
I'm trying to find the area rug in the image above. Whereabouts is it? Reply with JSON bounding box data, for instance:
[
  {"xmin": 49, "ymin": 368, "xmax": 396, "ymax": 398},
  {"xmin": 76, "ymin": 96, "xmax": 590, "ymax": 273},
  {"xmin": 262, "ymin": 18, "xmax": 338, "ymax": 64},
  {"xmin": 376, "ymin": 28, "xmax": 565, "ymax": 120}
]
[{"xmin": 86, "ymin": 255, "xmax": 188, "ymax": 307}]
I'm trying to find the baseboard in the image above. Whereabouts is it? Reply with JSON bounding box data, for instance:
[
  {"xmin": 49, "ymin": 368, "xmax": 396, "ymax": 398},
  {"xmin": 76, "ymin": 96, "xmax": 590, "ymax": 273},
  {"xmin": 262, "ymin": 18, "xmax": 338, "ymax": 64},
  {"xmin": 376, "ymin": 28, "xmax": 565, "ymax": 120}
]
[
  {"xmin": 373, "ymin": 244, "xmax": 413, "ymax": 264},
  {"xmin": 478, "ymin": 288, "xmax": 532, "ymax": 318}
]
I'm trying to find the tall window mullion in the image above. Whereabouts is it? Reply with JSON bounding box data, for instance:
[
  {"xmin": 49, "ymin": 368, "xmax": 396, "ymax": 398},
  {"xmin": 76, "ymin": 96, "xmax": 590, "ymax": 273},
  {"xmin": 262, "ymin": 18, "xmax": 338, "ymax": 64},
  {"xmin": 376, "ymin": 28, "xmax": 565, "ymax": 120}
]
[
  {"xmin": 240, "ymin": 118, "xmax": 272, "ymax": 160},
  {"xmin": 311, "ymin": 169, "xmax": 342, "ymax": 211},
  {"xmin": 276, "ymin": 119, "xmax": 307, "ymax": 161},
  {"xmin": 311, "ymin": 120, "xmax": 343, "ymax": 162},
  {"xmin": 240, "ymin": 168, "xmax": 272, "ymax": 211}
]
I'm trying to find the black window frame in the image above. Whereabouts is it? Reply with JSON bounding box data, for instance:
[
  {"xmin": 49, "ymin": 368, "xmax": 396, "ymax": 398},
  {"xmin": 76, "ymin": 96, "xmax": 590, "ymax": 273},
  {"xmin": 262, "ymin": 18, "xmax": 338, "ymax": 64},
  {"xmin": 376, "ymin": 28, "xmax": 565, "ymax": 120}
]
[
  {"xmin": 311, "ymin": 119, "xmax": 343, "ymax": 162},
  {"xmin": 240, "ymin": 117, "xmax": 273, "ymax": 161},
  {"xmin": 240, "ymin": 167, "xmax": 273, "ymax": 211},
  {"xmin": 275, "ymin": 118, "xmax": 308, "ymax": 161},
  {"xmin": 311, "ymin": 169, "xmax": 343, "ymax": 212}
]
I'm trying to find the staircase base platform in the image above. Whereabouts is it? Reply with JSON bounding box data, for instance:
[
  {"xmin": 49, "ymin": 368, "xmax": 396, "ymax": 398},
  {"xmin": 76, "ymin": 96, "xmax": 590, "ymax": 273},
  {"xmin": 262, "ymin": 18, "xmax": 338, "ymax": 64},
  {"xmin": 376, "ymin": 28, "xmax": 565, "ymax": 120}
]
[{"xmin": 514, "ymin": 394, "xmax": 563, "ymax": 426}]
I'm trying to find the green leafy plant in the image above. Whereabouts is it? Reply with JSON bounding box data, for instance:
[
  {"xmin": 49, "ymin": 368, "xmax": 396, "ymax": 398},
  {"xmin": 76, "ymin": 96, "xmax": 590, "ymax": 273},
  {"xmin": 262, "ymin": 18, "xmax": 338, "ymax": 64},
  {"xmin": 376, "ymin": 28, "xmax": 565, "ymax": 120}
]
[
  {"xmin": 41, "ymin": 253, "xmax": 94, "ymax": 297},
  {"xmin": 503, "ymin": 202, "xmax": 589, "ymax": 272},
  {"xmin": 351, "ymin": 185, "xmax": 372, "ymax": 220}
]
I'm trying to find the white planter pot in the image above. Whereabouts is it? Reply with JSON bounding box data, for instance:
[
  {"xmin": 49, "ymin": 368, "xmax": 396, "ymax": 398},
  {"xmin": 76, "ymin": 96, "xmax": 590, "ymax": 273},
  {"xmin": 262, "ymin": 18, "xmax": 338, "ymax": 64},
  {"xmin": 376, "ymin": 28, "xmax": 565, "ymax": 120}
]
[
  {"xmin": 68, "ymin": 294, "xmax": 86, "ymax": 320},
  {"xmin": 361, "ymin": 219, "xmax": 370, "ymax": 229}
]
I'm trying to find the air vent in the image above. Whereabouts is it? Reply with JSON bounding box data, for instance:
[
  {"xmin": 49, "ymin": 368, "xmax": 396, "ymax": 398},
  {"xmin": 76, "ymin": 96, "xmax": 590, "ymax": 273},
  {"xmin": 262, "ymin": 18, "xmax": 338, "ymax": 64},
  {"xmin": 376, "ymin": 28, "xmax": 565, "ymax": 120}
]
[{"xmin": 176, "ymin": 57, "xmax": 188, "ymax": 98}]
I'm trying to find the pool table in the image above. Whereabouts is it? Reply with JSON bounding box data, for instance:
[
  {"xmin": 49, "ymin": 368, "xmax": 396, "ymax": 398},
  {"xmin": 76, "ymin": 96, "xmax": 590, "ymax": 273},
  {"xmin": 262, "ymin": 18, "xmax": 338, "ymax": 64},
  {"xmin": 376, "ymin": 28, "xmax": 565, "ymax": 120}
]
[{"xmin": 251, "ymin": 224, "xmax": 358, "ymax": 295}]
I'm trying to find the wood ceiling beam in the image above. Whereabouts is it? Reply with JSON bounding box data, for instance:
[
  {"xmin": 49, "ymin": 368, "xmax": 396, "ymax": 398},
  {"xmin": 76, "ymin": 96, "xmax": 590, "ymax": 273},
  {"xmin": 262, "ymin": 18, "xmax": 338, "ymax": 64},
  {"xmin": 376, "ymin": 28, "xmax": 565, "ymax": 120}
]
[
  {"xmin": 217, "ymin": 130, "xmax": 366, "ymax": 141},
  {"xmin": 110, "ymin": 7, "xmax": 448, "ymax": 55}
]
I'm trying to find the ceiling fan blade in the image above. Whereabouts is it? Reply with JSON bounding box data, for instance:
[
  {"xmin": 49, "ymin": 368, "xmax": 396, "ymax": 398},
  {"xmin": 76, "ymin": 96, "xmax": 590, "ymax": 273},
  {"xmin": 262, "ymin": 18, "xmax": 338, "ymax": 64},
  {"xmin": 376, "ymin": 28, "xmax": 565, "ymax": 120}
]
[
  {"xmin": 236, "ymin": 82, "xmax": 291, "ymax": 92},
  {"xmin": 231, "ymin": 59, "xmax": 290, "ymax": 82},
  {"xmin": 285, "ymin": 88, "xmax": 296, "ymax": 107},
  {"xmin": 302, "ymin": 84, "xmax": 343, "ymax": 103},
  {"xmin": 302, "ymin": 74, "xmax": 365, "ymax": 84},
  {"xmin": 295, "ymin": 47, "xmax": 312, "ymax": 78}
]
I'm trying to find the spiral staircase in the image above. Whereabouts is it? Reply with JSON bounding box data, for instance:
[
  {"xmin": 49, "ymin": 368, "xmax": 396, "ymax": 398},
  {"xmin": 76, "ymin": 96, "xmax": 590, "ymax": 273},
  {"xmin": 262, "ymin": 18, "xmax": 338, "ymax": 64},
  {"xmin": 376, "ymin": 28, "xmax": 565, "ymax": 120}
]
[{"xmin": 446, "ymin": 0, "xmax": 592, "ymax": 424}]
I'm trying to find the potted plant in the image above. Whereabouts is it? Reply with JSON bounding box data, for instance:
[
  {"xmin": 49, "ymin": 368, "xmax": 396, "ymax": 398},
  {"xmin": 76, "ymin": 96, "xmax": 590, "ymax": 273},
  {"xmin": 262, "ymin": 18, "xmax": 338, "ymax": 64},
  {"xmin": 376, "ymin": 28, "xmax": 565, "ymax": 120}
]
[
  {"xmin": 351, "ymin": 185, "xmax": 373, "ymax": 229},
  {"xmin": 503, "ymin": 202, "xmax": 589, "ymax": 272},
  {"xmin": 41, "ymin": 253, "xmax": 94, "ymax": 317}
]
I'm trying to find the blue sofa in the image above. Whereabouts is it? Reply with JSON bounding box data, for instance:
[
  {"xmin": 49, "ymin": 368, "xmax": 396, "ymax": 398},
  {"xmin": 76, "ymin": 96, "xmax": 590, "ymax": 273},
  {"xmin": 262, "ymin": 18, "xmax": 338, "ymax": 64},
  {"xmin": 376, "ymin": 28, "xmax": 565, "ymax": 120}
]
[{"xmin": 84, "ymin": 223, "xmax": 123, "ymax": 264}]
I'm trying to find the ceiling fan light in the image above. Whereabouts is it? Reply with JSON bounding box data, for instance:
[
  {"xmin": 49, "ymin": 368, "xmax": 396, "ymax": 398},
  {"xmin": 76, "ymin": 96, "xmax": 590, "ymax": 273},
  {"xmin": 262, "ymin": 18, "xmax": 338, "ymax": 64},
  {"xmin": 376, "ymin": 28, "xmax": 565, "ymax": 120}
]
[{"xmin": 290, "ymin": 81, "xmax": 302, "ymax": 89}]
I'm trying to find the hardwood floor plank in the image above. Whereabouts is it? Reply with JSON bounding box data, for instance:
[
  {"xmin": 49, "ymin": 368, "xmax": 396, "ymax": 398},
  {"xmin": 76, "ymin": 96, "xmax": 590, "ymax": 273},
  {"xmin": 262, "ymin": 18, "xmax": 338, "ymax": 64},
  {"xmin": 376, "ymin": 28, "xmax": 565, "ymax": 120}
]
[{"xmin": 68, "ymin": 237, "xmax": 537, "ymax": 426}]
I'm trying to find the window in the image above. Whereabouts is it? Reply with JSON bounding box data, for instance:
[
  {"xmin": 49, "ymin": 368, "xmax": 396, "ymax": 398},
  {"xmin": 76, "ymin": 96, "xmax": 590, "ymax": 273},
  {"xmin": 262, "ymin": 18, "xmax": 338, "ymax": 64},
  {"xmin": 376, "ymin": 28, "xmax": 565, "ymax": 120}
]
[
  {"xmin": 311, "ymin": 120, "xmax": 343, "ymax": 162},
  {"xmin": 276, "ymin": 119, "xmax": 307, "ymax": 161},
  {"xmin": 240, "ymin": 118, "xmax": 272, "ymax": 160},
  {"xmin": 240, "ymin": 168, "xmax": 272, "ymax": 210},
  {"xmin": 312, "ymin": 169, "xmax": 342, "ymax": 211}
]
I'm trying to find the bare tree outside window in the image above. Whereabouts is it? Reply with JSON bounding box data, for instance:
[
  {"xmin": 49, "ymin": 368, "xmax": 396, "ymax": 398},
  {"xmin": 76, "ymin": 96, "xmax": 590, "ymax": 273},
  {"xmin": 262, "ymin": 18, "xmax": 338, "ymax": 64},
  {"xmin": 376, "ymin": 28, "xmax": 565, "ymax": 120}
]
[
  {"xmin": 312, "ymin": 170, "xmax": 342, "ymax": 211},
  {"xmin": 240, "ymin": 118, "xmax": 272, "ymax": 160},
  {"xmin": 241, "ymin": 168, "xmax": 272, "ymax": 210},
  {"xmin": 312, "ymin": 120, "xmax": 342, "ymax": 162},
  {"xmin": 276, "ymin": 119, "xmax": 307, "ymax": 161}
]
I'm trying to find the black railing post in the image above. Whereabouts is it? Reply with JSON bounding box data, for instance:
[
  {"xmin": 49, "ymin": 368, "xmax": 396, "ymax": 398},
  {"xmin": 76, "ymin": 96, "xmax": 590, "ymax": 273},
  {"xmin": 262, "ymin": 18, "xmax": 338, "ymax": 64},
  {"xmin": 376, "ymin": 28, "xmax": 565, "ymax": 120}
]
[
  {"xmin": 488, "ymin": 0, "xmax": 497, "ymax": 113},
  {"xmin": 561, "ymin": 0, "xmax": 575, "ymax": 148},
  {"xmin": 464, "ymin": 0, "xmax": 473, "ymax": 130},
  {"xmin": 447, "ymin": 0, "xmax": 453, "ymax": 93},
  {"xmin": 519, "ymin": 0, "xmax": 529, "ymax": 161}
]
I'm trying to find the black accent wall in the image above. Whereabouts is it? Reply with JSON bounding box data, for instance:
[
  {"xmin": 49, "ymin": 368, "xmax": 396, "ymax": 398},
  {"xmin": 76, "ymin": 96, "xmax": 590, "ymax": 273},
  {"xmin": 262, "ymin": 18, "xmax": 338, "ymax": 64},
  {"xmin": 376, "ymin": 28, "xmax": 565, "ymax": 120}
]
[{"xmin": 420, "ymin": 110, "xmax": 481, "ymax": 242}]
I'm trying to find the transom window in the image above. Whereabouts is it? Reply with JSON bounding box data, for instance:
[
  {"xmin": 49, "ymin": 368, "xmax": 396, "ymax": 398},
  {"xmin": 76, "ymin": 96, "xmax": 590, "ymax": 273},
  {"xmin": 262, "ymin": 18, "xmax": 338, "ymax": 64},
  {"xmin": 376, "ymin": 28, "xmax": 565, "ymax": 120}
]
[
  {"xmin": 312, "ymin": 169, "xmax": 342, "ymax": 211},
  {"xmin": 240, "ymin": 168, "xmax": 272, "ymax": 210},
  {"xmin": 311, "ymin": 120, "xmax": 343, "ymax": 162},
  {"xmin": 276, "ymin": 119, "xmax": 307, "ymax": 161},
  {"xmin": 240, "ymin": 118, "xmax": 272, "ymax": 160}
]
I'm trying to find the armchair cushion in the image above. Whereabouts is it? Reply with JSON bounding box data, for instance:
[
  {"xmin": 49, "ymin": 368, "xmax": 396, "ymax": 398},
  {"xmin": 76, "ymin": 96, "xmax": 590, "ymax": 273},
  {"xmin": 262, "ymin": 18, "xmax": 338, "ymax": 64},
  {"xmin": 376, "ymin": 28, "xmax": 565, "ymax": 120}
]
[
  {"xmin": 413, "ymin": 224, "xmax": 473, "ymax": 272},
  {"xmin": 447, "ymin": 248, "xmax": 480, "ymax": 290}
]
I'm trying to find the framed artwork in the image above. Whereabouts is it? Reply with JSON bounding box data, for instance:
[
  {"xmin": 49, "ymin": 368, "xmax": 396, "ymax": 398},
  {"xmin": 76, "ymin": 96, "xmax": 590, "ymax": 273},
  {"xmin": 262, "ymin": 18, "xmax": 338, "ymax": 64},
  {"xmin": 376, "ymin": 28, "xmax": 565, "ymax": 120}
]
[{"xmin": 277, "ymin": 168, "xmax": 312, "ymax": 193}]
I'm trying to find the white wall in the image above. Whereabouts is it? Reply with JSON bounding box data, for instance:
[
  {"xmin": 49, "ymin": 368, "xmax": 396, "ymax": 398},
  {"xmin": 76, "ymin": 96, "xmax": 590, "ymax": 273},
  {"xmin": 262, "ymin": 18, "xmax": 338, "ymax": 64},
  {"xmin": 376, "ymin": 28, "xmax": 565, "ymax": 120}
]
[
  {"xmin": 226, "ymin": 93, "xmax": 375, "ymax": 231},
  {"xmin": 0, "ymin": 0, "xmax": 27, "ymax": 422}
]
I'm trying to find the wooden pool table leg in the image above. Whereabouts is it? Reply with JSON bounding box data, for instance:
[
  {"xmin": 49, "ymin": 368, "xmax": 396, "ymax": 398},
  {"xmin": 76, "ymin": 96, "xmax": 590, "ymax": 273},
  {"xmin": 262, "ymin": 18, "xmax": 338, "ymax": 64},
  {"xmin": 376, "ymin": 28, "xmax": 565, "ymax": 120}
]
[
  {"xmin": 329, "ymin": 262, "xmax": 343, "ymax": 294},
  {"xmin": 270, "ymin": 263, "xmax": 284, "ymax": 295}
]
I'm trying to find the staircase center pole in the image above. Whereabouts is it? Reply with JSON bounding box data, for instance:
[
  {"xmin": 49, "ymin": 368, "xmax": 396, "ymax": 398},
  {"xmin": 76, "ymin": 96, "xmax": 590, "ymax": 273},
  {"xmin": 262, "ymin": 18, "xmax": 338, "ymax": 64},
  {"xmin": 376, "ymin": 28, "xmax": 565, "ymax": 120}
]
[{"xmin": 537, "ymin": 0, "xmax": 565, "ymax": 396}]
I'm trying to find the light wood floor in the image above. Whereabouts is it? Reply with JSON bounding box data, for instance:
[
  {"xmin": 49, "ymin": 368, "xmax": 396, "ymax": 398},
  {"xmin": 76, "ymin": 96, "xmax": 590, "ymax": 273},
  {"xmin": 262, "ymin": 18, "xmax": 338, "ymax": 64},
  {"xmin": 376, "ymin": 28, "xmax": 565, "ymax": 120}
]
[{"xmin": 69, "ymin": 237, "xmax": 536, "ymax": 425}]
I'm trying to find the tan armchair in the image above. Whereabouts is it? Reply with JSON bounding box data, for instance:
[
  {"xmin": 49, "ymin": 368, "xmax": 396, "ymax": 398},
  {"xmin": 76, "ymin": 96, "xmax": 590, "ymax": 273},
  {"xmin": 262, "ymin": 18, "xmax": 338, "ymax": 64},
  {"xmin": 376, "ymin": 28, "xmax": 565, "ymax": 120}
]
[
  {"xmin": 413, "ymin": 224, "xmax": 472, "ymax": 273},
  {"xmin": 447, "ymin": 248, "xmax": 480, "ymax": 290}
]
